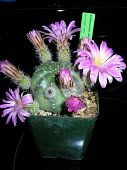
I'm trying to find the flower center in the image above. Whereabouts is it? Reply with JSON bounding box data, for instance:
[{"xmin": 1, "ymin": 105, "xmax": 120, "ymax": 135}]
[
  {"xmin": 94, "ymin": 55, "xmax": 103, "ymax": 67},
  {"xmin": 14, "ymin": 99, "xmax": 22, "ymax": 111}
]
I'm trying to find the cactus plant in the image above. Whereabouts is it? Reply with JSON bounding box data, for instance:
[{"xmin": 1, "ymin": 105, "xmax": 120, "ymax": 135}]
[{"xmin": 0, "ymin": 20, "xmax": 126, "ymax": 126}]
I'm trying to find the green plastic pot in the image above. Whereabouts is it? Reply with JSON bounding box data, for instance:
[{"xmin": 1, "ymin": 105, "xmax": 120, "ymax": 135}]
[
  {"xmin": 27, "ymin": 113, "xmax": 99, "ymax": 160},
  {"xmin": 27, "ymin": 91, "xmax": 99, "ymax": 160}
]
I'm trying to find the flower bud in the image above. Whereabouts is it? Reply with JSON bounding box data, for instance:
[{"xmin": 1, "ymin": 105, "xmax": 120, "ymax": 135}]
[{"xmin": 59, "ymin": 68, "xmax": 73, "ymax": 88}]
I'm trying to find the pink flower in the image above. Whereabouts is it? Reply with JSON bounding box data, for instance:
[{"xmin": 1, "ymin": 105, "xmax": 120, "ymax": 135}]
[
  {"xmin": 41, "ymin": 20, "xmax": 80, "ymax": 45},
  {"xmin": 66, "ymin": 95, "xmax": 85, "ymax": 113},
  {"xmin": 0, "ymin": 87, "xmax": 33, "ymax": 126},
  {"xmin": 74, "ymin": 39, "xmax": 126, "ymax": 88},
  {"xmin": 59, "ymin": 68, "xmax": 73, "ymax": 88}
]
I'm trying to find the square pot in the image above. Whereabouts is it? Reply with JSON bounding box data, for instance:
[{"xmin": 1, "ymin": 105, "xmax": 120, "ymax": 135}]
[{"xmin": 27, "ymin": 105, "xmax": 99, "ymax": 160}]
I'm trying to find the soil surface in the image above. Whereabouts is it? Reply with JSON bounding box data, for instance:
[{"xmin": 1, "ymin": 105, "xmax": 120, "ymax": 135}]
[{"xmin": 33, "ymin": 90, "xmax": 98, "ymax": 119}]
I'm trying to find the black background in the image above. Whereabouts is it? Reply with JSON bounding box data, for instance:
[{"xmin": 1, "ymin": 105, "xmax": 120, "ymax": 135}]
[{"xmin": 0, "ymin": 1, "xmax": 127, "ymax": 170}]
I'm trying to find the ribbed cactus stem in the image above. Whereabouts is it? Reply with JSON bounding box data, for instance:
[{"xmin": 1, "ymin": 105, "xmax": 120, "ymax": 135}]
[{"xmin": 57, "ymin": 42, "xmax": 71, "ymax": 62}]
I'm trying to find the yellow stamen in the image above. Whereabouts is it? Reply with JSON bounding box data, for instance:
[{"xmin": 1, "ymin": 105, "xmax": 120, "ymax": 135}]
[{"xmin": 94, "ymin": 55, "xmax": 103, "ymax": 67}]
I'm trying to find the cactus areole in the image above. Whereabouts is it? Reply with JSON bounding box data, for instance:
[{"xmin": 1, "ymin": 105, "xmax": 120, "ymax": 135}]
[{"xmin": 31, "ymin": 60, "xmax": 85, "ymax": 113}]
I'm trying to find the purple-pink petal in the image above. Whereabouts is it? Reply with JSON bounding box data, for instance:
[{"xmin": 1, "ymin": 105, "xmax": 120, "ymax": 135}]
[
  {"xmin": 5, "ymin": 91, "xmax": 14, "ymax": 100},
  {"xmin": 68, "ymin": 108, "xmax": 72, "ymax": 112},
  {"xmin": 67, "ymin": 21, "xmax": 75, "ymax": 32},
  {"xmin": 100, "ymin": 41, "xmax": 114, "ymax": 56},
  {"xmin": 114, "ymin": 76, "xmax": 123, "ymax": 82},
  {"xmin": 79, "ymin": 59, "xmax": 91, "ymax": 70},
  {"xmin": 60, "ymin": 20, "xmax": 66, "ymax": 28},
  {"xmin": 100, "ymin": 41, "xmax": 107, "ymax": 54},
  {"xmin": 92, "ymin": 42, "xmax": 99, "ymax": 54},
  {"xmin": 74, "ymin": 57, "xmax": 89, "ymax": 67},
  {"xmin": 69, "ymin": 28, "xmax": 81, "ymax": 35},
  {"xmin": 0, "ymin": 103, "xmax": 15, "ymax": 108},
  {"xmin": 83, "ymin": 67, "xmax": 90, "ymax": 76},
  {"xmin": 99, "ymin": 41, "xmax": 112, "ymax": 57},
  {"xmin": 18, "ymin": 113, "xmax": 25, "ymax": 122},
  {"xmin": 90, "ymin": 66, "xmax": 99, "ymax": 83},
  {"xmin": 42, "ymin": 26, "xmax": 53, "ymax": 34},
  {"xmin": 22, "ymin": 94, "xmax": 33, "ymax": 104},
  {"xmin": 12, "ymin": 112, "xmax": 17, "ymax": 126},
  {"xmin": 99, "ymin": 72, "xmax": 108, "ymax": 88},
  {"xmin": 9, "ymin": 88, "xmax": 15, "ymax": 99},
  {"xmin": 76, "ymin": 50, "xmax": 91, "ymax": 58},
  {"xmin": 14, "ymin": 88, "xmax": 21, "ymax": 101},
  {"xmin": 106, "ymin": 74, "xmax": 113, "ymax": 84},
  {"xmin": 2, "ymin": 107, "xmax": 14, "ymax": 117},
  {"xmin": 2, "ymin": 99, "xmax": 14, "ymax": 104},
  {"xmin": 103, "ymin": 47, "xmax": 113, "ymax": 60},
  {"xmin": 54, "ymin": 29, "xmax": 61, "ymax": 37},
  {"xmin": 106, "ymin": 68, "xmax": 122, "ymax": 77},
  {"xmin": 6, "ymin": 112, "xmax": 14, "ymax": 124},
  {"xmin": 19, "ymin": 108, "xmax": 30, "ymax": 117},
  {"xmin": 119, "ymin": 62, "xmax": 126, "ymax": 69}
]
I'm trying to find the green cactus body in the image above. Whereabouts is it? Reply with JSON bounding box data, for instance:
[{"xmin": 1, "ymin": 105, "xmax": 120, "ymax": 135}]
[{"xmin": 31, "ymin": 60, "xmax": 85, "ymax": 113}]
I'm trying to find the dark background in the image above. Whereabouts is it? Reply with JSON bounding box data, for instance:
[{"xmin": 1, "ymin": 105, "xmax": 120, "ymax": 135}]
[{"xmin": 0, "ymin": 1, "xmax": 127, "ymax": 170}]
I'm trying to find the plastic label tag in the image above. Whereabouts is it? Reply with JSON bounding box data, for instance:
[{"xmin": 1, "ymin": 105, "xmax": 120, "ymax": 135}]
[{"xmin": 80, "ymin": 12, "xmax": 95, "ymax": 39}]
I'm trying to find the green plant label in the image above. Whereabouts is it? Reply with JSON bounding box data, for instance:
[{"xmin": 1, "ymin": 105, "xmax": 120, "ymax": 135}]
[{"xmin": 80, "ymin": 12, "xmax": 95, "ymax": 39}]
